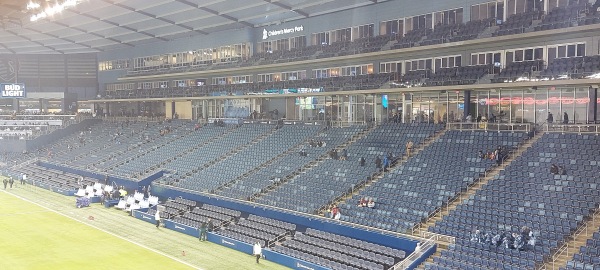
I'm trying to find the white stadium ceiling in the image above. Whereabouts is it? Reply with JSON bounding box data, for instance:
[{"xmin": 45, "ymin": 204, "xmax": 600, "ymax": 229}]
[{"xmin": 0, "ymin": 0, "xmax": 389, "ymax": 54}]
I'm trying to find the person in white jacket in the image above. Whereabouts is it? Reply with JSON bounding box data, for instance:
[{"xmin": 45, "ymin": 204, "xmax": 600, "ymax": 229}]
[
  {"xmin": 253, "ymin": 242, "xmax": 262, "ymax": 263},
  {"xmin": 155, "ymin": 210, "xmax": 161, "ymax": 228}
]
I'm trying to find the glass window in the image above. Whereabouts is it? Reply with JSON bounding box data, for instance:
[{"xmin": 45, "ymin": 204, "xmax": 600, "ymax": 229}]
[{"xmin": 577, "ymin": 43, "xmax": 586, "ymax": 56}]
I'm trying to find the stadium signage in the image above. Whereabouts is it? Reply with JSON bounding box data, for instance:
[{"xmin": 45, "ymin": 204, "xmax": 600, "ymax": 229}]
[
  {"xmin": 142, "ymin": 215, "xmax": 152, "ymax": 220},
  {"xmin": 1, "ymin": 83, "xmax": 25, "ymax": 98},
  {"xmin": 221, "ymin": 239, "xmax": 236, "ymax": 246},
  {"xmin": 174, "ymin": 225, "xmax": 186, "ymax": 231},
  {"xmin": 296, "ymin": 263, "xmax": 315, "ymax": 270},
  {"xmin": 262, "ymin": 25, "xmax": 304, "ymax": 40}
]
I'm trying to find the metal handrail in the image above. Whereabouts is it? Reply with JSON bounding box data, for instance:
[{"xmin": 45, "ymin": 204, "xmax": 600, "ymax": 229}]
[
  {"xmin": 391, "ymin": 235, "xmax": 438, "ymax": 270},
  {"xmin": 447, "ymin": 122, "xmax": 531, "ymax": 133},
  {"xmin": 540, "ymin": 208, "xmax": 599, "ymax": 270},
  {"xmin": 544, "ymin": 124, "xmax": 600, "ymax": 134}
]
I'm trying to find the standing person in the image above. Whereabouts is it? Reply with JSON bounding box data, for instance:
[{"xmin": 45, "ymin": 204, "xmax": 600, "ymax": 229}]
[
  {"xmin": 3, "ymin": 178, "xmax": 7, "ymax": 189},
  {"xmin": 253, "ymin": 242, "xmax": 262, "ymax": 264},
  {"xmin": 207, "ymin": 218, "xmax": 214, "ymax": 232},
  {"xmin": 21, "ymin": 173, "xmax": 26, "ymax": 185},
  {"xmin": 359, "ymin": 157, "xmax": 366, "ymax": 167},
  {"xmin": 375, "ymin": 156, "xmax": 382, "ymax": 169},
  {"xmin": 8, "ymin": 177, "xmax": 14, "ymax": 189},
  {"xmin": 563, "ymin": 112, "xmax": 569, "ymax": 124},
  {"xmin": 199, "ymin": 220, "xmax": 208, "ymax": 242},
  {"xmin": 406, "ymin": 141, "xmax": 414, "ymax": 157},
  {"xmin": 547, "ymin": 112, "xmax": 554, "ymax": 124},
  {"xmin": 155, "ymin": 210, "xmax": 161, "ymax": 228}
]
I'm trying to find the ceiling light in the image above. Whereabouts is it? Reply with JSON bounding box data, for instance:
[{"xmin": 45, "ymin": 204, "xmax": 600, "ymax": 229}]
[
  {"xmin": 27, "ymin": 2, "xmax": 41, "ymax": 10},
  {"xmin": 30, "ymin": 0, "xmax": 84, "ymax": 22}
]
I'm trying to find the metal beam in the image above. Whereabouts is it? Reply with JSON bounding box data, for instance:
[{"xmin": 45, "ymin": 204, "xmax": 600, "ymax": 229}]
[
  {"xmin": 0, "ymin": 42, "xmax": 16, "ymax": 54},
  {"xmin": 19, "ymin": 25, "xmax": 103, "ymax": 52},
  {"xmin": 51, "ymin": 18, "xmax": 135, "ymax": 47},
  {"xmin": 263, "ymin": 0, "xmax": 309, "ymax": 18},
  {"xmin": 5, "ymin": 30, "xmax": 64, "ymax": 54},
  {"xmin": 174, "ymin": 0, "xmax": 254, "ymax": 28},
  {"xmin": 69, "ymin": 7, "xmax": 169, "ymax": 42},
  {"xmin": 102, "ymin": 0, "xmax": 208, "ymax": 36}
]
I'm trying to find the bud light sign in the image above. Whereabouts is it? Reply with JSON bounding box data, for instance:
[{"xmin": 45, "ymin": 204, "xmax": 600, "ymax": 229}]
[{"xmin": 1, "ymin": 84, "xmax": 25, "ymax": 98}]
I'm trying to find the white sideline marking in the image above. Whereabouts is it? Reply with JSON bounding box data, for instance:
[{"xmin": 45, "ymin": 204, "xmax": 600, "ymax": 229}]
[{"xmin": 1, "ymin": 190, "xmax": 203, "ymax": 270}]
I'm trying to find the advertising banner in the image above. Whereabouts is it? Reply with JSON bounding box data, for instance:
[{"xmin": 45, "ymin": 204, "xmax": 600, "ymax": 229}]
[{"xmin": 1, "ymin": 83, "xmax": 25, "ymax": 98}]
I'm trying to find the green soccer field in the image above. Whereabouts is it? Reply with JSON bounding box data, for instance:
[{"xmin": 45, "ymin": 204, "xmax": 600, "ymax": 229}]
[{"xmin": 0, "ymin": 180, "xmax": 290, "ymax": 270}]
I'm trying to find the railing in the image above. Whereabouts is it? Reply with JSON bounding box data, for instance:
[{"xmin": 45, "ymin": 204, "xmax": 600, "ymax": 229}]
[
  {"xmin": 447, "ymin": 122, "xmax": 531, "ymax": 133},
  {"xmin": 543, "ymin": 124, "xmax": 600, "ymax": 134},
  {"xmin": 390, "ymin": 235, "xmax": 437, "ymax": 270},
  {"xmin": 419, "ymin": 231, "xmax": 456, "ymax": 245},
  {"xmin": 539, "ymin": 208, "xmax": 599, "ymax": 270},
  {"xmin": 101, "ymin": 116, "xmax": 165, "ymax": 122}
]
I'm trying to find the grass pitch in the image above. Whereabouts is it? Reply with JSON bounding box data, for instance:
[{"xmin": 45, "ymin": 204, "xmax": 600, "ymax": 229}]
[{"xmin": 0, "ymin": 179, "xmax": 290, "ymax": 270}]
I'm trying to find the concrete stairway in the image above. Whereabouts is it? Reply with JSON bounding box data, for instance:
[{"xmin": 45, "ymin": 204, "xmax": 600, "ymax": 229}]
[
  {"xmin": 413, "ymin": 131, "xmax": 546, "ymax": 243},
  {"xmin": 249, "ymin": 124, "xmax": 377, "ymax": 202},
  {"xmin": 317, "ymin": 127, "xmax": 449, "ymax": 216},
  {"xmin": 414, "ymin": 249, "xmax": 443, "ymax": 270},
  {"xmin": 540, "ymin": 208, "xmax": 600, "ymax": 270}
]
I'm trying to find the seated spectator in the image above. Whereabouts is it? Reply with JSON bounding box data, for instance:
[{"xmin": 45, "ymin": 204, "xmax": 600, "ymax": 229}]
[
  {"xmin": 471, "ymin": 229, "xmax": 482, "ymax": 243},
  {"xmin": 331, "ymin": 205, "xmax": 340, "ymax": 220},
  {"xmin": 503, "ymin": 233, "xmax": 515, "ymax": 249},
  {"xmin": 309, "ymin": 139, "xmax": 316, "ymax": 147},
  {"xmin": 299, "ymin": 149, "xmax": 307, "ymax": 157},
  {"xmin": 330, "ymin": 149, "xmax": 338, "ymax": 160},
  {"xmin": 483, "ymin": 232, "xmax": 493, "ymax": 244},
  {"xmin": 357, "ymin": 197, "xmax": 367, "ymax": 207},
  {"xmin": 375, "ymin": 156, "xmax": 382, "ymax": 169},
  {"xmin": 478, "ymin": 151, "xmax": 485, "ymax": 159},
  {"xmin": 491, "ymin": 232, "xmax": 502, "ymax": 247},
  {"xmin": 558, "ymin": 165, "xmax": 566, "ymax": 175},
  {"xmin": 550, "ymin": 164, "xmax": 559, "ymax": 174},
  {"xmin": 527, "ymin": 231, "xmax": 537, "ymax": 247},
  {"xmin": 514, "ymin": 233, "xmax": 525, "ymax": 251},
  {"xmin": 359, "ymin": 157, "xmax": 365, "ymax": 167},
  {"xmin": 194, "ymin": 123, "xmax": 201, "ymax": 130},
  {"xmin": 317, "ymin": 140, "xmax": 324, "ymax": 147},
  {"xmin": 340, "ymin": 149, "xmax": 348, "ymax": 160},
  {"xmin": 367, "ymin": 198, "xmax": 375, "ymax": 208}
]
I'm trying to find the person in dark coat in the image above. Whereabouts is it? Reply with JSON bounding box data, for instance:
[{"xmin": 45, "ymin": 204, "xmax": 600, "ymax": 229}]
[
  {"xmin": 199, "ymin": 220, "xmax": 208, "ymax": 241},
  {"xmin": 547, "ymin": 112, "xmax": 554, "ymax": 124},
  {"xmin": 359, "ymin": 157, "xmax": 366, "ymax": 167},
  {"xmin": 375, "ymin": 156, "xmax": 382, "ymax": 169},
  {"xmin": 563, "ymin": 112, "xmax": 569, "ymax": 124}
]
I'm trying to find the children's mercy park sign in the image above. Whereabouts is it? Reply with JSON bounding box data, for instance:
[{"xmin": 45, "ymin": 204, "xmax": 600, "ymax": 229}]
[
  {"xmin": 262, "ymin": 25, "xmax": 304, "ymax": 40},
  {"xmin": 1, "ymin": 84, "xmax": 25, "ymax": 98}
]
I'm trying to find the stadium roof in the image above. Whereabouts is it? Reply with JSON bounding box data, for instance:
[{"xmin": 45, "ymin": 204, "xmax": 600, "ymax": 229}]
[{"xmin": 0, "ymin": 0, "xmax": 387, "ymax": 55}]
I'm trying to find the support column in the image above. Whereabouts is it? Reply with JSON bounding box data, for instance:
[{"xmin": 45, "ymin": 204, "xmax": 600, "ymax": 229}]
[
  {"xmin": 463, "ymin": 90, "xmax": 472, "ymax": 120},
  {"xmin": 589, "ymin": 87, "xmax": 598, "ymax": 123}
]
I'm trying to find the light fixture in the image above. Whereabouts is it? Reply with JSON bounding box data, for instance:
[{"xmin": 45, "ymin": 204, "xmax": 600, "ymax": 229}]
[
  {"xmin": 26, "ymin": 1, "xmax": 41, "ymax": 10},
  {"xmin": 30, "ymin": 0, "xmax": 85, "ymax": 22}
]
